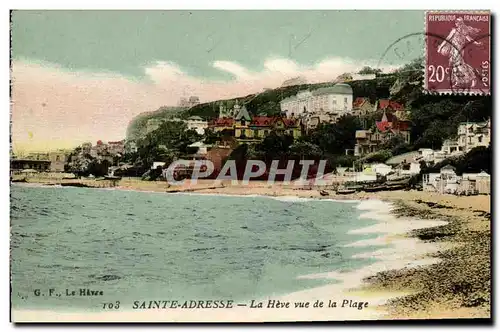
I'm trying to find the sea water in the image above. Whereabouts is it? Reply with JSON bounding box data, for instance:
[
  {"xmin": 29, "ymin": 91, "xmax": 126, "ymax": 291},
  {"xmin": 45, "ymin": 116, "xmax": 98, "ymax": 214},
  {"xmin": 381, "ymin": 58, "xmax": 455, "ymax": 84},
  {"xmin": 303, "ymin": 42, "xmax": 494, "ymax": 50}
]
[{"xmin": 10, "ymin": 184, "xmax": 388, "ymax": 312}]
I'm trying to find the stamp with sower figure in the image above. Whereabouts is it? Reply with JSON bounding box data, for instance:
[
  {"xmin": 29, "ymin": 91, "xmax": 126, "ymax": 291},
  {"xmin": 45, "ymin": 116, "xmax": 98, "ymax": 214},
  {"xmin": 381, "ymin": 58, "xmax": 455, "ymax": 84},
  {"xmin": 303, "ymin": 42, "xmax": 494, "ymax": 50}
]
[{"xmin": 425, "ymin": 11, "xmax": 490, "ymax": 95}]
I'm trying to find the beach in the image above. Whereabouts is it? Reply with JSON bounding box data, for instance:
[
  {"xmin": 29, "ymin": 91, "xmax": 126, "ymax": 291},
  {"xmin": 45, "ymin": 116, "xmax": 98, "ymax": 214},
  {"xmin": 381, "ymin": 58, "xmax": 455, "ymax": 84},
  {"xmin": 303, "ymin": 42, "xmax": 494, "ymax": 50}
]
[{"xmin": 11, "ymin": 178, "xmax": 491, "ymax": 321}]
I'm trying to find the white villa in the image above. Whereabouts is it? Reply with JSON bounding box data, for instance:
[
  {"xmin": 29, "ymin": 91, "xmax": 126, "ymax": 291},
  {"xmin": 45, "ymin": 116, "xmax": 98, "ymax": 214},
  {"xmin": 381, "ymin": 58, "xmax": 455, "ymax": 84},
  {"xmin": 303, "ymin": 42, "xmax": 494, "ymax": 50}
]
[
  {"xmin": 457, "ymin": 120, "xmax": 491, "ymax": 149},
  {"xmin": 186, "ymin": 116, "xmax": 208, "ymax": 135},
  {"xmin": 416, "ymin": 119, "xmax": 491, "ymax": 165},
  {"xmin": 442, "ymin": 119, "xmax": 491, "ymax": 155},
  {"xmin": 279, "ymin": 83, "xmax": 354, "ymax": 129}
]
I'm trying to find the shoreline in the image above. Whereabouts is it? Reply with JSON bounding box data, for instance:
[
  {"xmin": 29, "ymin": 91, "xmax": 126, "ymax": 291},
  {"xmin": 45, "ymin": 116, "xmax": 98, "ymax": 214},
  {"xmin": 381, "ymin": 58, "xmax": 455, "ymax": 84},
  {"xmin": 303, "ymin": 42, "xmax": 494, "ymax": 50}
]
[
  {"xmin": 11, "ymin": 179, "xmax": 491, "ymax": 321},
  {"xmin": 364, "ymin": 196, "xmax": 491, "ymax": 320}
]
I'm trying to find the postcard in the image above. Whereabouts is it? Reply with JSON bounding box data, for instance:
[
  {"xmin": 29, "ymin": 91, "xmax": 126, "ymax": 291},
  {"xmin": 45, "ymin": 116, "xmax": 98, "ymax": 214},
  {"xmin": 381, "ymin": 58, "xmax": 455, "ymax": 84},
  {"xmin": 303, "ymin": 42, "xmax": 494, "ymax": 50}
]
[{"xmin": 10, "ymin": 9, "xmax": 491, "ymax": 323}]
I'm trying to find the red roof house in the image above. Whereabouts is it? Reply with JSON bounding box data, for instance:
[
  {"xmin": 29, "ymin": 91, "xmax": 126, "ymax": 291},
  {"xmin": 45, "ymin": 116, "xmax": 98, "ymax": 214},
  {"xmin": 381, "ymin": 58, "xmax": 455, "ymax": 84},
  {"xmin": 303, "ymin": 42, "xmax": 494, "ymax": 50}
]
[
  {"xmin": 209, "ymin": 118, "xmax": 235, "ymax": 128},
  {"xmin": 375, "ymin": 111, "xmax": 411, "ymax": 133},
  {"xmin": 249, "ymin": 116, "xmax": 299, "ymax": 128},
  {"xmin": 353, "ymin": 97, "xmax": 369, "ymax": 109},
  {"xmin": 378, "ymin": 99, "xmax": 405, "ymax": 112}
]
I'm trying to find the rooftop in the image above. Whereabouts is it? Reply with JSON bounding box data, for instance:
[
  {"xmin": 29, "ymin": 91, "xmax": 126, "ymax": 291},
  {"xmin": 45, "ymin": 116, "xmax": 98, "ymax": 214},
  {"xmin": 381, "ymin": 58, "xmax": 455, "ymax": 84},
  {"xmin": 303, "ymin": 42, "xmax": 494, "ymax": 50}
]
[
  {"xmin": 378, "ymin": 99, "xmax": 405, "ymax": 111},
  {"xmin": 188, "ymin": 141, "xmax": 211, "ymax": 148},
  {"xmin": 209, "ymin": 118, "xmax": 235, "ymax": 127},
  {"xmin": 353, "ymin": 97, "xmax": 369, "ymax": 108},
  {"xmin": 441, "ymin": 164, "xmax": 456, "ymax": 171},
  {"xmin": 187, "ymin": 116, "xmax": 204, "ymax": 121},
  {"xmin": 312, "ymin": 83, "xmax": 353, "ymax": 96}
]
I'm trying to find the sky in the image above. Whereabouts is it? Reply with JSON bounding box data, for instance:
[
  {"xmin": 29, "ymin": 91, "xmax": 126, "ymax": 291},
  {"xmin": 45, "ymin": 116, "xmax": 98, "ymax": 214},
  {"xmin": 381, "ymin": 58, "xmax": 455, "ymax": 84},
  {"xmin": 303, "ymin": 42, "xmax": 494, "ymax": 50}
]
[{"xmin": 11, "ymin": 10, "xmax": 426, "ymax": 152}]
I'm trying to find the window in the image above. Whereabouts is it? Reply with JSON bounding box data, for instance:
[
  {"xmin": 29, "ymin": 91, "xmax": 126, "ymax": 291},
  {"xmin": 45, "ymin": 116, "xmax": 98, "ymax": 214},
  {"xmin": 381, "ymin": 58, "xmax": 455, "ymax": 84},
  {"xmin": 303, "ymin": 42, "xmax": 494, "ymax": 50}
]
[
  {"xmin": 241, "ymin": 120, "xmax": 246, "ymax": 126},
  {"xmin": 344, "ymin": 97, "xmax": 348, "ymax": 104},
  {"xmin": 478, "ymin": 136, "xmax": 483, "ymax": 143},
  {"xmin": 56, "ymin": 155, "xmax": 60, "ymax": 162}
]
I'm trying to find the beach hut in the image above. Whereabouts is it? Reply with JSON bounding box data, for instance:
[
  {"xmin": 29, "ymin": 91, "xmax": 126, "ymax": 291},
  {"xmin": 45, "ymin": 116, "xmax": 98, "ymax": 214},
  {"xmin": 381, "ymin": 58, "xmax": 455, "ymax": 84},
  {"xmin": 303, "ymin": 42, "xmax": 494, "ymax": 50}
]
[
  {"xmin": 458, "ymin": 175, "xmax": 476, "ymax": 196},
  {"xmin": 21, "ymin": 169, "xmax": 38, "ymax": 177},
  {"xmin": 437, "ymin": 165, "xmax": 459, "ymax": 194},
  {"xmin": 475, "ymin": 171, "xmax": 490, "ymax": 195},
  {"xmin": 21, "ymin": 169, "xmax": 38, "ymax": 173},
  {"xmin": 422, "ymin": 173, "xmax": 440, "ymax": 192}
]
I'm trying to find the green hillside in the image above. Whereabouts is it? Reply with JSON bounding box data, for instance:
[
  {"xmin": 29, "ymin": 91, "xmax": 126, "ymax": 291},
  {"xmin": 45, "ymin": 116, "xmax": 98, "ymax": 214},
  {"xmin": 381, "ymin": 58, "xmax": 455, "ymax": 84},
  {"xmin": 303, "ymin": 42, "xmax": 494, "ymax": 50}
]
[
  {"xmin": 126, "ymin": 74, "xmax": 397, "ymax": 141},
  {"xmin": 126, "ymin": 58, "xmax": 491, "ymax": 151},
  {"xmin": 126, "ymin": 106, "xmax": 185, "ymax": 141},
  {"xmin": 179, "ymin": 76, "xmax": 396, "ymax": 120}
]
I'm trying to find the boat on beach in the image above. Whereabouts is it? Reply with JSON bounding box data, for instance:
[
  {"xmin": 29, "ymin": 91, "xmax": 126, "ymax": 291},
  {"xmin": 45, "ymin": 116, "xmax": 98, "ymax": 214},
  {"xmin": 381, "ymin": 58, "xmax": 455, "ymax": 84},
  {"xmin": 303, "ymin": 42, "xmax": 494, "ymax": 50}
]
[
  {"xmin": 336, "ymin": 188, "xmax": 356, "ymax": 195},
  {"xmin": 11, "ymin": 178, "xmax": 27, "ymax": 183},
  {"xmin": 104, "ymin": 175, "xmax": 122, "ymax": 180},
  {"xmin": 363, "ymin": 185, "xmax": 387, "ymax": 192},
  {"xmin": 60, "ymin": 182, "xmax": 92, "ymax": 188}
]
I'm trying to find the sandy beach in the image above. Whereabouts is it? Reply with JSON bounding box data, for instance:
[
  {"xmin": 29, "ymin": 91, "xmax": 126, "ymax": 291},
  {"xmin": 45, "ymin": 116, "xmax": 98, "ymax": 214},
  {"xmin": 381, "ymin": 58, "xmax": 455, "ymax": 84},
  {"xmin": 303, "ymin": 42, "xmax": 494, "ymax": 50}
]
[{"xmin": 11, "ymin": 178, "xmax": 491, "ymax": 321}]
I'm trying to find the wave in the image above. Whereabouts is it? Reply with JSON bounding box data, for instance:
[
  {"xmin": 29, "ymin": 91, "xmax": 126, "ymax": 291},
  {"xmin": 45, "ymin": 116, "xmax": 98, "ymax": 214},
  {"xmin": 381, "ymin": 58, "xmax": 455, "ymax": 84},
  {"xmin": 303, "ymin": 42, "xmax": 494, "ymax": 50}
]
[
  {"xmin": 270, "ymin": 196, "xmax": 360, "ymax": 203},
  {"xmin": 290, "ymin": 204, "xmax": 450, "ymax": 318},
  {"xmin": 356, "ymin": 199, "xmax": 394, "ymax": 212},
  {"xmin": 11, "ymin": 183, "xmax": 63, "ymax": 189},
  {"xmin": 270, "ymin": 196, "xmax": 317, "ymax": 202},
  {"xmin": 351, "ymin": 199, "xmax": 447, "ymax": 236}
]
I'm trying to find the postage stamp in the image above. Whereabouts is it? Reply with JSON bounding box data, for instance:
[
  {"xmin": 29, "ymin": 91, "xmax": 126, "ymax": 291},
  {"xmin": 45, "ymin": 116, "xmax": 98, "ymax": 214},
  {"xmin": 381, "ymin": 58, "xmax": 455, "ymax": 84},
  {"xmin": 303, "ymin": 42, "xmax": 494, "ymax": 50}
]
[
  {"xmin": 10, "ymin": 10, "xmax": 492, "ymax": 323},
  {"xmin": 425, "ymin": 11, "xmax": 491, "ymax": 94}
]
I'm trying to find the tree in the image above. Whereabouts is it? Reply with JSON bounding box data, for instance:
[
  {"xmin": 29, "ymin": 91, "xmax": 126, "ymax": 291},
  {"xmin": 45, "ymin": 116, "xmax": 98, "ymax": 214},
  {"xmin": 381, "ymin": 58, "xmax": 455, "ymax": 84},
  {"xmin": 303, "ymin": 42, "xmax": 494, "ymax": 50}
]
[
  {"xmin": 134, "ymin": 120, "xmax": 202, "ymax": 173},
  {"xmin": 380, "ymin": 134, "xmax": 410, "ymax": 155},
  {"xmin": 290, "ymin": 141, "xmax": 322, "ymax": 160},
  {"xmin": 358, "ymin": 150, "xmax": 393, "ymax": 164},
  {"xmin": 358, "ymin": 66, "xmax": 382, "ymax": 75},
  {"xmin": 336, "ymin": 73, "xmax": 353, "ymax": 81},
  {"xmin": 203, "ymin": 129, "xmax": 220, "ymax": 145},
  {"xmin": 87, "ymin": 159, "xmax": 110, "ymax": 177},
  {"xmin": 254, "ymin": 131, "xmax": 294, "ymax": 162},
  {"xmin": 390, "ymin": 57, "xmax": 424, "ymax": 104},
  {"xmin": 301, "ymin": 115, "xmax": 362, "ymax": 155}
]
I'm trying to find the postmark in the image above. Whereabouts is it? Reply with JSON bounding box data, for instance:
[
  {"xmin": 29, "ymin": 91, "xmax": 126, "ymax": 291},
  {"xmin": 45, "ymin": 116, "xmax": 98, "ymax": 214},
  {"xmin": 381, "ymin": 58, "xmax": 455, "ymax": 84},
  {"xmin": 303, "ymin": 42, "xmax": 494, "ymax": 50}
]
[{"xmin": 425, "ymin": 11, "xmax": 491, "ymax": 95}]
